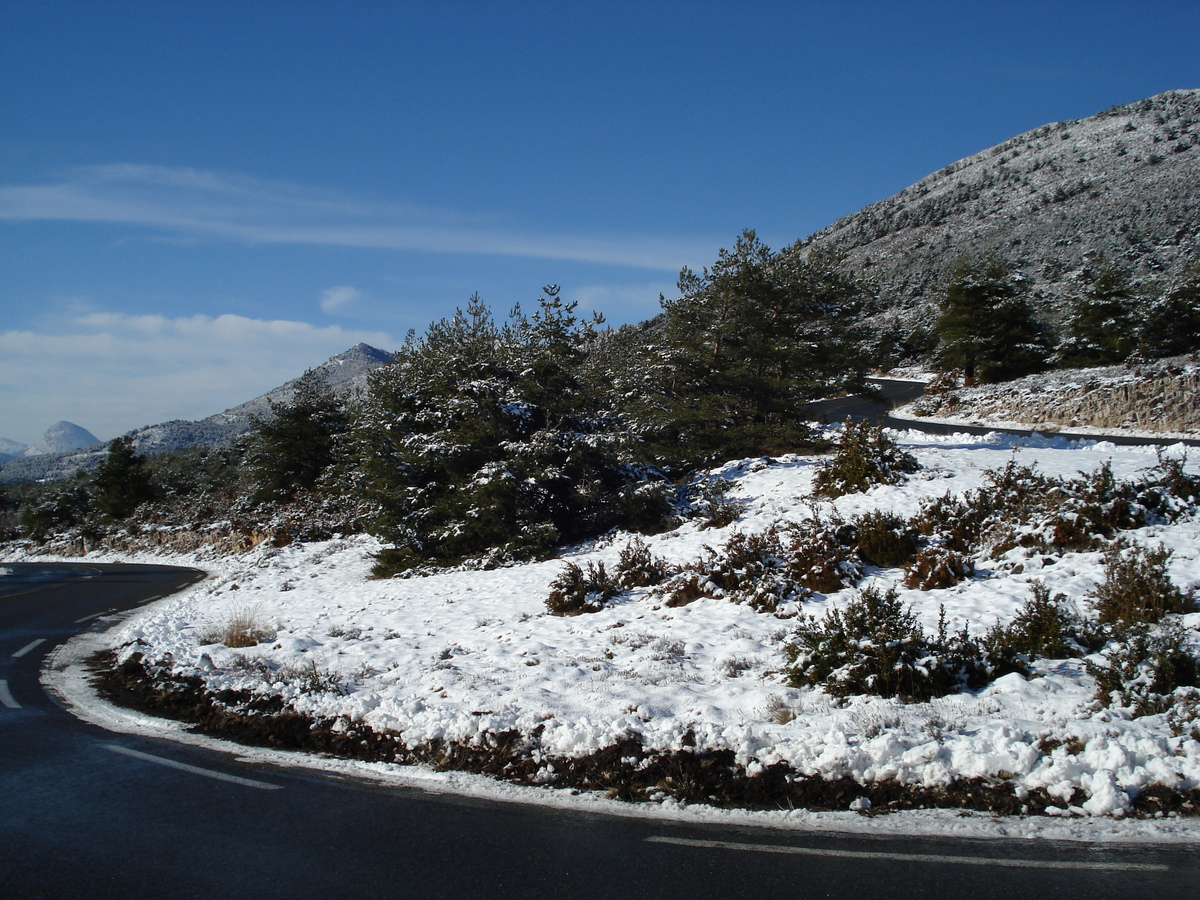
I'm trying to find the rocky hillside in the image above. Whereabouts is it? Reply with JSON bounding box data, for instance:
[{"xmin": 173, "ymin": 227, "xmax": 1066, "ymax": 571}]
[
  {"xmin": 801, "ymin": 89, "xmax": 1200, "ymax": 328},
  {"xmin": 0, "ymin": 343, "xmax": 394, "ymax": 484},
  {"xmin": 897, "ymin": 356, "xmax": 1200, "ymax": 437}
]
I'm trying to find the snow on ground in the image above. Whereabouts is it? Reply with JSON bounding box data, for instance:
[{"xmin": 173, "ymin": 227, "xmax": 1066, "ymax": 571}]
[{"xmin": 29, "ymin": 429, "xmax": 1200, "ymax": 831}]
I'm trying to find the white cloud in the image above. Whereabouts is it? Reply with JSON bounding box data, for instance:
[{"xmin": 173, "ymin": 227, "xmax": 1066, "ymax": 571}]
[
  {"xmin": 320, "ymin": 286, "xmax": 361, "ymax": 314},
  {"xmin": 0, "ymin": 164, "xmax": 714, "ymax": 272},
  {"xmin": 0, "ymin": 311, "xmax": 396, "ymax": 444}
]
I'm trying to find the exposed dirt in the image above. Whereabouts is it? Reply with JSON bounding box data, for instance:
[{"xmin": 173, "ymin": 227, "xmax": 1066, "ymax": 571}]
[{"xmin": 89, "ymin": 651, "xmax": 1200, "ymax": 818}]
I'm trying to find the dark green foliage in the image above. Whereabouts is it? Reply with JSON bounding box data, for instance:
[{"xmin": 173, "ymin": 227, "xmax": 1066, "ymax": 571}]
[
  {"xmin": 785, "ymin": 587, "xmax": 991, "ymax": 700},
  {"xmin": 91, "ymin": 435, "xmax": 153, "ymax": 520},
  {"xmin": 18, "ymin": 482, "xmax": 91, "ymax": 541},
  {"xmin": 614, "ymin": 536, "xmax": 675, "ymax": 589},
  {"xmin": 853, "ymin": 510, "xmax": 918, "ymax": 568},
  {"xmin": 1090, "ymin": 541, "xmax": 1194, "ymax": 626},
  {"xmin": 359, "ymin": 291, "xmax": 672, "ymax": 575},
  {"xmin": 984, "ymin": 583, "xmax": 1092, "ymax": 667},
  {"xmin": 629, "ymin": 231, "xmax": 869, "ymax": 462},
  {"xmin": 248, "ymin": 369, "xmax": 350, "ymax": 504},
  {"xmin": 1057, "ymin": 257, "xmax": 1142, "ymax": 367},
  {"xmin": 1087, "ymin": 621, "xmax": 1200, "ymax": 715},
  {"xmin": 1140, "ymin": 261, "xmax": 1200, "ymax": 357},
  {"xmin": 933, "ymin": 253, "xmax": 1049, "ymax": 383},
  {"xmin": 545, "ymin": 561, "xmax": 619, "ymax": 615},
  {"xmin": 812, "ymin": 420, "xmax": 920, "ymax": 499},
  {"xmin": 680, "ymin": 477, "xmax": 742, "ymax": 529}
]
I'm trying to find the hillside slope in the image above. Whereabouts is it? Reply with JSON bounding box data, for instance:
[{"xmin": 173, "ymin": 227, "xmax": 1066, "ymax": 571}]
[{"xmin": 801, "ymin": 89, "xmax": 1200, "ymax": 327}]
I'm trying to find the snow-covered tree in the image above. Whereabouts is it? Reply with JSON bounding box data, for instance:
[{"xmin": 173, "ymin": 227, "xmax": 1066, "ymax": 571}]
[
  {"xmin": 357, "ymin": 291, "xmax": 670, "ymax": 575},
  {"xmin": 933, "ymin": 253, "xmax": 1049, "ymax": 384}
]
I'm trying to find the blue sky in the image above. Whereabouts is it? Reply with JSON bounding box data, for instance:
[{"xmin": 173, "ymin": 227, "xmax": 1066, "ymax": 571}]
[{"xmin": 2, "ymin": 0, "xmax": 1198, "ymax": 444}]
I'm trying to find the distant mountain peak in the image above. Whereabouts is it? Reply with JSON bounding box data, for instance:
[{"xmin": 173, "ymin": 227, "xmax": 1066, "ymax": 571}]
[{"xmin": 24, "ymin": 421, "xmax": 101, "ymax": 457}]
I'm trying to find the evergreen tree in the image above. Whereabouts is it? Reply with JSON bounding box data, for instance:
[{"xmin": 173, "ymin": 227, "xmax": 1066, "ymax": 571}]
[
  {"xmin": 91, "ymin": 434, "xmax": 153, "ymax": 520},
  {"xmin": 1057, "ymin": 257, "xmax": 1142, "ymax": 367},
  {"xmin": 357, "ymin": 291, "xmax": 670, "ymax": 575},
  {"xmin": 248, "ymin": 369, "xmax": 350, "ymax": 503},
  {"xmin": 643, "ymin": 230, "xmax": 868, "ymax": 460},
  {"xmin": 1140, "ymin": 261, "xmax": 1200, "ymax": 357},
  {"xmin": 933, "ymin": 253, "xmax": 1048, "ymax": 384}
]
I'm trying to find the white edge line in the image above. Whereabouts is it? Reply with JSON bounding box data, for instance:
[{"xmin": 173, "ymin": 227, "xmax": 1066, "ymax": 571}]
[
  {"xmin": 106, "ymin": 744, "xmax": 283, "ymax": 791},
  {"xmin": 12, "ymin": 638, "xmax": 46, "ymax": 658},
  {"xmin": 0, "ymin": 680, "xmax": 20, "ymax": 709},
  {"xmin": 644, "ymin": 835, "xmax": 1169, "ymax": 872},
  {"xmin": 74, "ymin": 611, "xmax": 105, "ymax": 623}
]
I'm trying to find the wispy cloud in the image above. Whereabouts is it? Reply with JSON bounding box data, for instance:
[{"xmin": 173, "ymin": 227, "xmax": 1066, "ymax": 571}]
[
  {"xmin": 0, "ymin": 164, "xmax": 710, "ymax": 271},
  {"xmin": 320, "ymin": 285, "xmax": 361, "ymax": 315},
  {"xmin": 0, "ymin": 310, "xmax": 396, "ymax": 443}
]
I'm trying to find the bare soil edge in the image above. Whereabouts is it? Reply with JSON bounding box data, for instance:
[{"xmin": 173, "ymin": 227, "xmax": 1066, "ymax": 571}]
[{"xmin": 90, "ymin": 651, "xmax": 1200, "ymax": 819}]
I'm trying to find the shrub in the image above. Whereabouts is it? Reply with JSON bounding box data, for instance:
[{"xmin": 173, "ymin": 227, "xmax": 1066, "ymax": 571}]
[
  {"xmin": 614, "ymin": 536, "xmax": 675, "ymax": 589},
  {"xmin": 1086, "ymin": 620, "xmax": 1200, "ymax": 715},
  {"xmin": 785, "ymin": 586, "xmax": 990, "ymax": 700},
  {"xmin": 854, "ymin": 510, "xmax": 918, "ymax": 568},
  {"xmin": 812, "ymin": 420, "xmax": 919, "ymax": 499},
  {"xmin": 984, "ymin": 583, "xmax": 1094, "ymax": 668},
  {"xmin": 904, "ymin": 546, "xmax": 974, "ymax": 590},
  {"xmin": 545, "ymin": 561, "xmax": 619, "ymax": 615},
  {"xmin": 1090, "ymin": 541, "xmax": 1194, "ymax": 626},
  {"xmin": 665, "ymin": 519, "xmax": 860, "ymax": 614}
]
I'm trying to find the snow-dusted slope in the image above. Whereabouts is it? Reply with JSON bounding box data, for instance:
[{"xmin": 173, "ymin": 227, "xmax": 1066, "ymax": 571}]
[
  {"xmin": 55, "ymin": 429, "xmax": 1200, "ymax": 823},
  {"xmin": 23, "ymin": 421, "xmax": 101, "ymax": 457},
  {"xmin": 802, "ymin": 89, "xmax": 1200, "ymax": 324}
]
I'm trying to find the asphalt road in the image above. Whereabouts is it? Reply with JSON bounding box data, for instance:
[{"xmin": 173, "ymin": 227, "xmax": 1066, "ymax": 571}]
[
  {"xmin": 812, "ymin": 378, "xmax": 1200, "ymax": 448},
  {"xmin": 2, "ymin": 562, "xmax": 1198, "ymax": 898}
]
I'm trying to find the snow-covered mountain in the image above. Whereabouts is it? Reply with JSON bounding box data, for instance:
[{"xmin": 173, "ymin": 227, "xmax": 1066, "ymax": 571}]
[
  {"xmin": 0, "ymin": 344, "xmax": 394, "ymax": 483},
  {"xmin": 23, "ymin": 421, "xmax": 101, "ymax": 457},
  {"xmin": 126, "ymin": 342, "xmax": 393, "ymax": 456},
  {"xmin": 0, "ymin": 438, "xmax": 29, "ymax": 462},
  {"xmin": 801, "ymin": 89, "xmax": 1200, "ymax": 327}
]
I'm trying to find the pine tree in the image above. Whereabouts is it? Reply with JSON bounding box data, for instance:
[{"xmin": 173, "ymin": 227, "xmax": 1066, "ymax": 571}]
[
  {"xmin": 357, "ymin": 291, "xmax": 670, "ymax": 575},
  {"xmin": 248, "ymin": 369, "xmax": 350, "ymax": 503},
  {"xmin": 645, "ymin": 230, "xmax": 868, "ymax": 460},
  {"xmin": 1140, "ymin": 261, "xmax": 1200, "ymax": 357},
  {"xmin": 933, "ymin": 253, "xmax": 1048, "ymax": 384},
  {"xmin": 1057, "ymin": 257, "xmax": 1142, "ymax": 367},
  {"xmin": 91, "ymin": 434, "xmax": 153, "ymax": 520}
]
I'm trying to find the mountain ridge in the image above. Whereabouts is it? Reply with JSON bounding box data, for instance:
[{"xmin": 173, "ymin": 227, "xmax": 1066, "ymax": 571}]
[
  {"xmin": 0, "ymin": 343, "xmax": 394, "ymax": 484},
  {"xmin": 800, "ymin": 88, "xmax": 1200, "ymax": 332}
]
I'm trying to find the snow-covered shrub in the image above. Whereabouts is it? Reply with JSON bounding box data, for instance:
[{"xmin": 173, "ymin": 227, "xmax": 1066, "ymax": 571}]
[
  {"xmin": 904, "ymin": 546, "xmax": 974, "ymax": 590},
  {"xmin": 812, "ymin": 420, "xmax": 920, "ymax": 499},
  {"xmin": 984, "ymin": 583, "xmax": 1096, "ymax": 666},
  {"xmin": 1087, "ymin": 620, "xmax": 1200, "ymax": 715},
  {"xmin": 614, "ymin": 536, "xmax": 676, "ymax": 589},
  {"xmin": 785, "ymin": 586, "xmax": 991, "ymax": 701},
  {"xmin": 1090, "ymin": 541, "xmax": 1195, "ymax": 626},
  {"xmin": 853, "ymin": 510, "xmax": 918, "ymax": 568},
  {"xmin": 663, "ymin": 519, "xmax": 860, "ymax": 614},
  {"xmin": 680, "ymin": 477, "xmax": 742, "ymax": 529},
  {"xmin": 545, "ymin": 561, "xmax": 620, "ymax": 615}
]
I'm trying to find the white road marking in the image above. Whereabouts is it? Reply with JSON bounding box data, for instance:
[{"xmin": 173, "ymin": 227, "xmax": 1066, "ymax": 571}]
[
  {"xmin": 105, "ymin": 745, "xmax": 283, "ymax": 791},
  {"xmin": 644, "ymin": 835, "xmax": 1169, "ymax": 872},
  {"xmin": 0, "ymin": 680, "xmax": 19, "ymax": 709},
  {"xmin": 74, "ymin": 611, "xmax": 105, "ymax": 623},
  {"xmin": 12, "ymin": 638, "xmax": 46, "ymax": 658}
]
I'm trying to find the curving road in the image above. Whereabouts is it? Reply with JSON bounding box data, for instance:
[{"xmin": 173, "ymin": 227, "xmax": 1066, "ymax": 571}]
[
  {"xmin": 811, "ymin": 379, "xmax": 1200, "ymax": 449},
  {"xmin": 1, "ymin": 562, "xmax": 1197, "ymax": 897}
]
